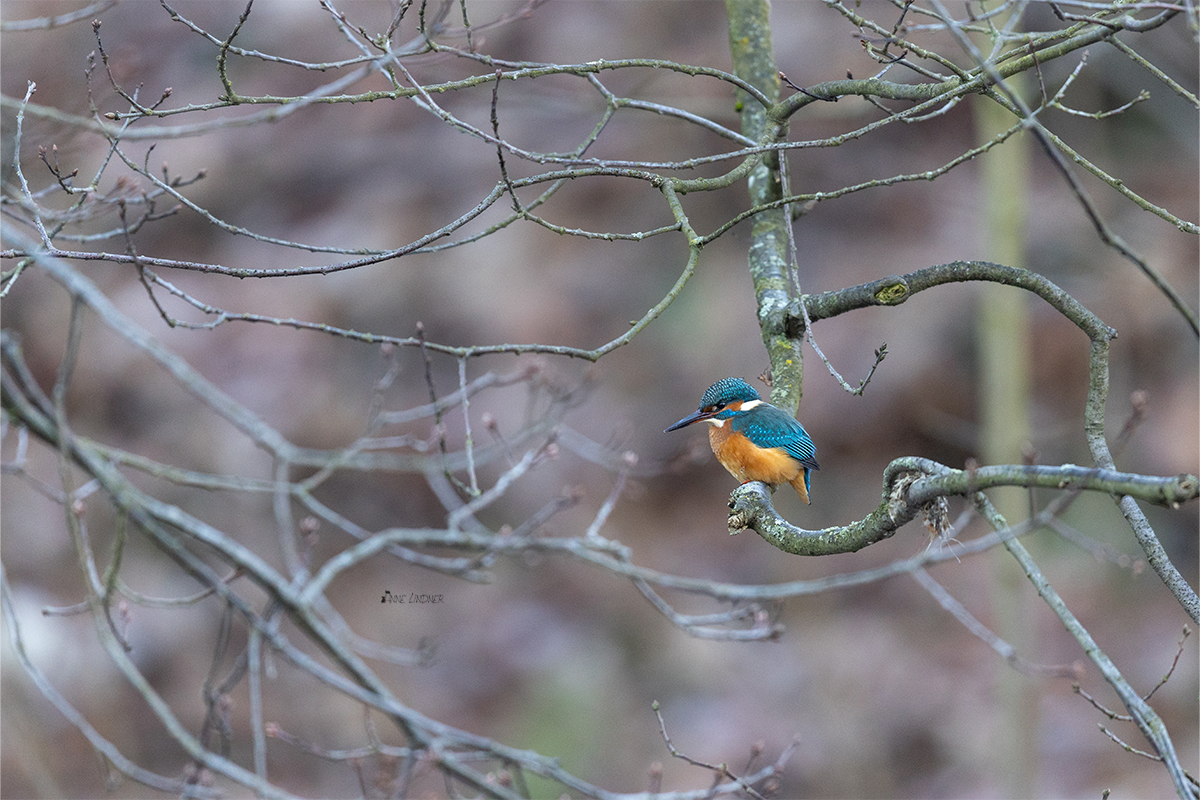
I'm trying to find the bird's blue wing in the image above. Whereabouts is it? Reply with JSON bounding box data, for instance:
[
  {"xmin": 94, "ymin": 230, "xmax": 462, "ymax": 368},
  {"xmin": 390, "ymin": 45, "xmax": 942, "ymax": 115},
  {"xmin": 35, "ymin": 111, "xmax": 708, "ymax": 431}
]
[{"xmin": 734, "ymin": 406, "xmax": 820, "ymax": 469}]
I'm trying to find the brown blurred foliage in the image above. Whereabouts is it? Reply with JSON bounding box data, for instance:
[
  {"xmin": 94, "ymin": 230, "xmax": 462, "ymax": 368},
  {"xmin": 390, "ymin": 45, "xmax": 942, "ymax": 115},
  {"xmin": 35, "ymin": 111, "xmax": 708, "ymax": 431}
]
[{"xmin": 1, "ymin": 1, "xmax": 1196, "ymax": 798}]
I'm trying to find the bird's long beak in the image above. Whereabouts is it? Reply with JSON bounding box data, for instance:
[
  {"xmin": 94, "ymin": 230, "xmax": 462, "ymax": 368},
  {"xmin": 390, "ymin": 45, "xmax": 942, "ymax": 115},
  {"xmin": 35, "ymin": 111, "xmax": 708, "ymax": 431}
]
[{"xmin": 664, "ymin": 409, "xmax": 714, "ymax": 432}]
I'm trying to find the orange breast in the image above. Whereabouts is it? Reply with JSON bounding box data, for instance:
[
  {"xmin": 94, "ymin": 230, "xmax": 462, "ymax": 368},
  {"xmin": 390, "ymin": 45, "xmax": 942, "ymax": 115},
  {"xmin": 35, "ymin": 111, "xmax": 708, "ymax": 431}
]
[{"xmin": 708, "ymin": 426, "xmax": 802, "ymax": 485}]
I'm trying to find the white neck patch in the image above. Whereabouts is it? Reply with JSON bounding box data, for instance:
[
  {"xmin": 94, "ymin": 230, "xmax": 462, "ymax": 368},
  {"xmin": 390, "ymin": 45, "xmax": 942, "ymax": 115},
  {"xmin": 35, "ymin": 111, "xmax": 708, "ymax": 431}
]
[
  {"xmin": 739, "ymin": 399, "xmax": 763, "ymax": 410},
  {"xmin": 706, "ymin": 417, "xmax": 726, "ymax": 428}
]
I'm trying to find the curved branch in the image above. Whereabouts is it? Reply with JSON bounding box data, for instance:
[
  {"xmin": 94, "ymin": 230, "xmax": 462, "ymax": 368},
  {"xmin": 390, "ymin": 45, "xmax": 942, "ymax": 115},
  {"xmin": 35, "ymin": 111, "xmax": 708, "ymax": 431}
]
[
  {"xmin": 726, "ymin": 457, "xmax": 1197, "ymax": 557},
  {"xmin": 786, "ymin": 260, "xmax": 1199, "ymax": 620},
  {"xmin": 726, "ymin": 457, "xmax": 928, "ymax": 555},
  {"xmin": 792, "ymin": 260, "xmax": 1114, "ymax": 340}
]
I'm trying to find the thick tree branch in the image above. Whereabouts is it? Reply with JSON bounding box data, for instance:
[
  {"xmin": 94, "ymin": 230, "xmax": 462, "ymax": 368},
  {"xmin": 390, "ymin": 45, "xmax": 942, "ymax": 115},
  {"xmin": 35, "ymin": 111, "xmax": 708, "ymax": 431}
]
[
  {"xmin": 726, "ymin": 0, "xmax": 806, "ymax": 411},
  {"xmin": 726, "ymin": 457, "xmax": 1197, "ymax": 557}
]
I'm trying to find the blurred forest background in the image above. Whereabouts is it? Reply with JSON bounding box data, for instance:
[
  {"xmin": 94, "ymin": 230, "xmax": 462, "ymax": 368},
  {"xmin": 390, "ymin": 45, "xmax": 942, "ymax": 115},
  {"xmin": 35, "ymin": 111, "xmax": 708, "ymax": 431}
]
[{"xmin": 1, "ymin": 1, "xmax": 1197, "ymax": 798}]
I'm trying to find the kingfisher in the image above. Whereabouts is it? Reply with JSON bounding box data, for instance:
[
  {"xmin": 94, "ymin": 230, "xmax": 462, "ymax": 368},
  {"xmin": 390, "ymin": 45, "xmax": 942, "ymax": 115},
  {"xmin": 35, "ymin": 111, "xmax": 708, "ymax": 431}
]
[{"xmin": 665, "ymin": 377, "xmax": 820, "ymax": 503}]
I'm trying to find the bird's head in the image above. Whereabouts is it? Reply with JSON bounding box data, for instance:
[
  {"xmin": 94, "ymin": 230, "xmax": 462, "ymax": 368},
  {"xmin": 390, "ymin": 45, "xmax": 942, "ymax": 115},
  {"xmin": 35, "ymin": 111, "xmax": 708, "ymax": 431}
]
[{"xmin": 664, "ymin": 377, "xmax": 763, "ymax": 432}]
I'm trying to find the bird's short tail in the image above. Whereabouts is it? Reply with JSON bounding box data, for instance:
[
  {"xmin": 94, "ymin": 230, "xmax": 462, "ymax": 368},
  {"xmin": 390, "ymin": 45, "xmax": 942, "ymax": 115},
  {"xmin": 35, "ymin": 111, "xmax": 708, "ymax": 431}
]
[{"xmin": 789, "ymin": 468, "xmax": 812, "ymax": 504}]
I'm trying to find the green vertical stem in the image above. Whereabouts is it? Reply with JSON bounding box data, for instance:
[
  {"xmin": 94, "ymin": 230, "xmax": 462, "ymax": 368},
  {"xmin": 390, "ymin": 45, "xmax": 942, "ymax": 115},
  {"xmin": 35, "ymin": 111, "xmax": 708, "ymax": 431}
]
[
  {"xmin": 977, "ymin": 80, "xmax": 1036, "ymax": 794},
  {"xmin": 725, "ymin": 0, "xmax": 803, "ymax": 413}
]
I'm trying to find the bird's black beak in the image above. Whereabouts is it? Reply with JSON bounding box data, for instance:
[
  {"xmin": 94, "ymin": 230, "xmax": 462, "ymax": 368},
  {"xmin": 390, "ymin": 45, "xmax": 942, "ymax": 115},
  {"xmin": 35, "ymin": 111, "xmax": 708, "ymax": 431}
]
[{"xmin": 664, "ymin": 409, "xmax": 713, "ymax": 433}]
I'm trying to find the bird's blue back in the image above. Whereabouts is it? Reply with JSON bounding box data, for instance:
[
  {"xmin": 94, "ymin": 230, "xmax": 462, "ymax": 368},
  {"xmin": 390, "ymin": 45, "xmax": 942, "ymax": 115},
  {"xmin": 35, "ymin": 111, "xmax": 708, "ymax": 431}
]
[{"xmin": 729, "ymin": 404, "xmax": 819, "ymax": 469}]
